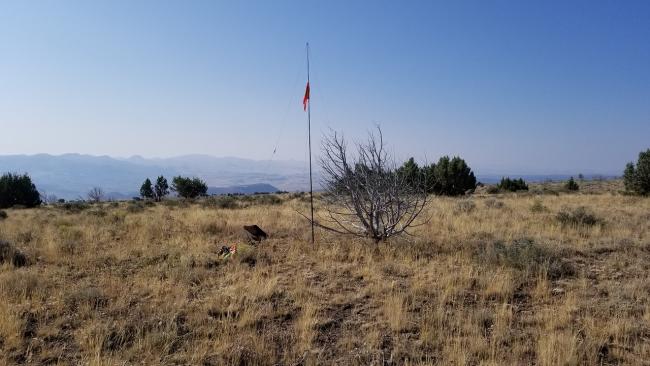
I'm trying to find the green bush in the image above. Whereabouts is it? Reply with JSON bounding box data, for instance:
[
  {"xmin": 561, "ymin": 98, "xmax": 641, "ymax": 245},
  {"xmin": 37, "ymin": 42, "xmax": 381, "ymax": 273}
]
[
  {"xmin": 0, "ymin": 173, "xmax": 42, "ymax": 209},
  {"xmin": 397, "ymin": 156, "xmax": 477, "ymax": 196},
  {"xmin": 425, "ymin": 156, "xmax": 477, "ymax": 196},
  {"xmin": 623, "ymin": 149, "xmax": 650, "ymax": 195},
  {"xmin": 564, "ymin": 177, "xmax": 579, "ymax": 191},
  {"xmin": 172, "ymin": 176, "xmax": 208, "ymax": 199},
  {"xmin": 497, "ymin": 177, "xmax": 528, "ymax": 192}
]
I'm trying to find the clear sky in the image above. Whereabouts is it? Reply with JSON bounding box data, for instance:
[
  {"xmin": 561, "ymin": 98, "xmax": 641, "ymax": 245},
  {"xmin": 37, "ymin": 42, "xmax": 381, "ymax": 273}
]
[{"xmin": 1, "ymin": 1, "xmax": 648, "ymax": 174}]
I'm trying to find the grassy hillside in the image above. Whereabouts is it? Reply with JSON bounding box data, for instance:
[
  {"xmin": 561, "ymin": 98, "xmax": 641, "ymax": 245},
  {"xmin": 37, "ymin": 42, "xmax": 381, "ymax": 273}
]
[{"xmin": 0, "ymin": 182, "xmax": 648, "ymax": 365}]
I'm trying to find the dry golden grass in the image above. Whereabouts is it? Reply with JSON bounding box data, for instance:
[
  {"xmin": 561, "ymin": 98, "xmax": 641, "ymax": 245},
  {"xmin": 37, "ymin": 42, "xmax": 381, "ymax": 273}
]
[{"xmin": 0, "ymin": 182, "xmax": 649, "ymax": 365}]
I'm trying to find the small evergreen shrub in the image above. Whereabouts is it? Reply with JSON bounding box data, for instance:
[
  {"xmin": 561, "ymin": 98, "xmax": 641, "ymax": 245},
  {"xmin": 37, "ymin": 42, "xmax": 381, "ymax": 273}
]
[
  {"xmin": 565, "ymin": 177, "xmax": 579, "ymax": 191},
  {"xmin": 497, "ymin": 177, "xmax": 528, "ymax": 192}
]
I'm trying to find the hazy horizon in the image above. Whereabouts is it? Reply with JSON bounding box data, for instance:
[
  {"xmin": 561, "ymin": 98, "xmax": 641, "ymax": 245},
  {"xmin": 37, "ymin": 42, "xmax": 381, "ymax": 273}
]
[
  {"xmin": 1, "ymin": 1, "xmax": 648, "ymax": 175},
  {"xmin": 0, "ymin": 151, "xmax": 624, "ymax": 176}
]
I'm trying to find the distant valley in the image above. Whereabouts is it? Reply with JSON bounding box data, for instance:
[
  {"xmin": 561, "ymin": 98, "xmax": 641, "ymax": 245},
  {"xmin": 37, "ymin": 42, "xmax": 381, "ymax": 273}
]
[
  {"xmin": 0, "ymin": 154, "xmax": 618, "ymax": 200},
  {"xmin": 0, "ymin": 154, "xmax": 310, "ymax": 199}
]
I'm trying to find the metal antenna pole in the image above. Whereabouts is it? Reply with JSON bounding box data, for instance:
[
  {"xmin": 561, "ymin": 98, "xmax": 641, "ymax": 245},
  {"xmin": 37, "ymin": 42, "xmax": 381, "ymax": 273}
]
[{"xmin": 307, "ymin": 42, "xmax": 315, "ymax": 244}]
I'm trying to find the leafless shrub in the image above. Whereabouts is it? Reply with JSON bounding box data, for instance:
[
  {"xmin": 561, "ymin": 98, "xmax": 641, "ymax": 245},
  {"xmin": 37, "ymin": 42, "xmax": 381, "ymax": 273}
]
[
  {"xmin": 311, "ymin": 127, "xmax": 428, "ymax": 242},
  {"xmin": 87, "ymin": 187, "xmax": 105, "ymax": 203}
]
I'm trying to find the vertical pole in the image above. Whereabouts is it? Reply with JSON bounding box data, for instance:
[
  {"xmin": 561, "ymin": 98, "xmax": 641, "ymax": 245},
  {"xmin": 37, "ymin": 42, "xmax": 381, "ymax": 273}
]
[{"xmin": 307, "ymin": 42, "xmax": 315, "ymax": 244}]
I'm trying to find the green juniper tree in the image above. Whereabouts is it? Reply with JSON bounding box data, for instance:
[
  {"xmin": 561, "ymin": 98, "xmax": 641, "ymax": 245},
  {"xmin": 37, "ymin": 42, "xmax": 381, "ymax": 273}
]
[
  {"xmin": 430, "ymin": 156, "xmax": 477, "ymax": 196},
  {"xmin": 140, "ymin": 178, "xmax": 155, "ymax": 200},
  {"xmin": 154, "ymin": 176, "xmax": 169, "ymax": 201},
  {"xmin": 624, "ymin": 149, "xmax": 650, "ymax": 195},
  {"xmin": 397, "ymin": 157, "xmax": 423, "ymax": 190},
  {"xmin": 171, "ymin": 176, "xmax": 208, "ymax": 199},
  {"xmin": 0, "ymin": 173, "xmax": 42, "ymax": 208},
  {"xmin": 498, "ymin": 177, "xmax": 528, "ymax": 192}
]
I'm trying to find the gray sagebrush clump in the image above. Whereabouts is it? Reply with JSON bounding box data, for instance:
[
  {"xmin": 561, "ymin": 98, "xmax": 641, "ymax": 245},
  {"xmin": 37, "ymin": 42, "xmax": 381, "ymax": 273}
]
[
  {"xmin": 476, "ymin": 238, "xmax": 575, "ymax": 280},
  {"xmin": 556, "ymin": 206, "xmax": 602, "ymax": 227}
]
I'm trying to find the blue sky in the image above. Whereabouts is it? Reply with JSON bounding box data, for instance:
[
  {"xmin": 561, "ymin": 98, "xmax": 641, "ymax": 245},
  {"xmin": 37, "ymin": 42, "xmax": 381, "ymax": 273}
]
[{"xmin": 1, "ymin": 1, "xmax": 648, "ymax": 174}]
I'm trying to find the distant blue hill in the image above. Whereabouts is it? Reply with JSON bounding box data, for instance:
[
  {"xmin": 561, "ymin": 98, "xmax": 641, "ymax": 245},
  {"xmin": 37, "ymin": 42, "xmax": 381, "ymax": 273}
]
[
  {"xmin": 207, "ymin": 184, "xmax": 279, "ymax": 195},
  {"xmin": 0, "ymin": 154, "xmax": 308, "ymax": 199},
  {"xmin": 476, "ymin": 174, "xmax": 618, "ymax": 184}
]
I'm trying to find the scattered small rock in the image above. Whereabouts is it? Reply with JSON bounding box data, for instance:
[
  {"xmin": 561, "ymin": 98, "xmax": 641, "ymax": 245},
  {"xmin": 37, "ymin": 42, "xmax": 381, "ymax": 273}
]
[
  {"xmin": 243, "ymin": 225, "xmax": 268, "ymax": 242},
  {"xmin": 551, "ymin": 287, "xmax": 565, "ymax": 296}
]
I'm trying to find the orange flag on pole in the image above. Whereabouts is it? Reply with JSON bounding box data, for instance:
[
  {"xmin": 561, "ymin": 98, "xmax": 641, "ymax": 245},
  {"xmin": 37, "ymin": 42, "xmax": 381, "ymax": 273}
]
[{"xmin": 303, "ymin": 82, "xmax": 310, "ymax": 111}]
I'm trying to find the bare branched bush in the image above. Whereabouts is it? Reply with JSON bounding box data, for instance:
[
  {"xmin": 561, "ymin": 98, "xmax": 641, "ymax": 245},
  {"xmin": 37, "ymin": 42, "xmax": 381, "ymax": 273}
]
[
  {"xmin": 312, "ymin": 127, "xmax": 428, "ymax": 242},
  {"xmin": 87, "ymin": 187, "xmax": 104, "ymax": 203}
]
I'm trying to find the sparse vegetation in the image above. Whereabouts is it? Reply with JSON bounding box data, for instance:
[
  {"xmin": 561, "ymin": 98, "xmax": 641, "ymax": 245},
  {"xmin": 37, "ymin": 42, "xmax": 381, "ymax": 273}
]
[{"xmin": 0, "ymin": 180, "xmax": 648, "ymax": 365}]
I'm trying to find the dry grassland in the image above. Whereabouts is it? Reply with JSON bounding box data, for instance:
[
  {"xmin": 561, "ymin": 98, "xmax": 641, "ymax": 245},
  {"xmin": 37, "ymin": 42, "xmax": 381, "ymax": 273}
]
[{"xmin": 0, "ymin": 181, "xmax": 649, "ymax": 365}]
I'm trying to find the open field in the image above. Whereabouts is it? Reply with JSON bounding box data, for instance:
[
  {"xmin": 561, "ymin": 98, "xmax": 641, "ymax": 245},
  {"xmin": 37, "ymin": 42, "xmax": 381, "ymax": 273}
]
[{"xmin": 0, "ymin": 181, "xmax": 649, "ymax": 365}]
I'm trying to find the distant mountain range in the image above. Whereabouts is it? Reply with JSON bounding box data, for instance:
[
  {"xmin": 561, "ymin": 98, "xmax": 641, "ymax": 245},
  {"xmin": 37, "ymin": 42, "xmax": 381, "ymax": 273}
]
[
  {"xmin": 0, "ymin": 153, "xmax": 618, "ymax": 200},
  {"xmin": 0, "ymin": 154, "xmax": 310, "ymax": 199}
]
